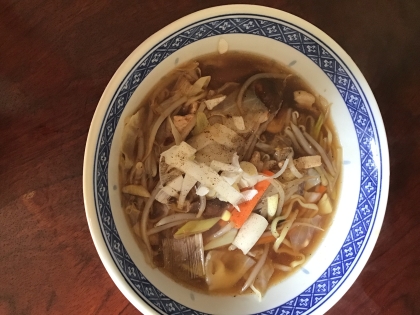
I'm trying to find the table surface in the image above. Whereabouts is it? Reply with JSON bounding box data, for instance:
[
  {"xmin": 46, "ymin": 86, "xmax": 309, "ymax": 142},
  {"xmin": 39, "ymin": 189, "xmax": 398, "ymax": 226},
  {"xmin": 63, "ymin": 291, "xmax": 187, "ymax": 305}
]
[{"xmin": 1, "ymin": 0, "xmax": 419, "ymax": 314}]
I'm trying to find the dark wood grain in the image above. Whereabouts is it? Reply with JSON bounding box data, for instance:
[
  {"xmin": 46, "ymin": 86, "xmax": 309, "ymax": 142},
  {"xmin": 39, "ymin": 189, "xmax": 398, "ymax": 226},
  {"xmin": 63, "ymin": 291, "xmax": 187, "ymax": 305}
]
[{"xmin": 1, "ymin": 0, "xmax": 419, "ymax": 314}]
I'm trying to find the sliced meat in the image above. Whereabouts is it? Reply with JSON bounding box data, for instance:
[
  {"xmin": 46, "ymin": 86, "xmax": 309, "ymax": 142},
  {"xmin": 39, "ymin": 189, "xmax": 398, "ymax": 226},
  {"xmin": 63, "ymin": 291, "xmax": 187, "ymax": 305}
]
[
  {"xmin": 274, "ymin": 147, "xmax": 293, "ymax": 162},
  {"xmin": 294, "ymin": 90, "xmax": 315, "ymax": 109},
  {"xmin": 294, "ymin": 155, "xmax": 322, "ymax": 169},
  {"xmin": 254, "ymin": 79, "xmax": 283, "ymax": 113},
  {"xmin": 203, "ymin": 198, "xmax": 230, "ymax": 217},
  {"xmin": 173, "ymin": 114, "xmax": 195, "ymax": 133},
  {"xmin": 293, "ymin": 90, "xmax": 319, "ymax": 116}
]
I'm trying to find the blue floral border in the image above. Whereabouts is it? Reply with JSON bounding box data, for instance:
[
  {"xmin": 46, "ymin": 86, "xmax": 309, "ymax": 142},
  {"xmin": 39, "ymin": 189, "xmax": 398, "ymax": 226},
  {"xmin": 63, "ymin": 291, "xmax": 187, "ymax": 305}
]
[{"xmin": 93, "ymin": 14, "xmax": 382, "ymax": 315}]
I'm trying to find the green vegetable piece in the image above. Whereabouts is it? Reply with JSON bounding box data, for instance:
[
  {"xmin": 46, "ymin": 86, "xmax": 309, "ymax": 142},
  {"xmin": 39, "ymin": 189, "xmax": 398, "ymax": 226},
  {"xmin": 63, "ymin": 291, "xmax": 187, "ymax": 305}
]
[
  {"xmin": 174, "ymin": 217, "xmax": 220, "ymax": 239},
  {"xmin": 312, "ymin": 112, "xmax": 324, "ymax": 140},
  {"xmin": 192, "ymin": 112, "xmax": 209, "ymax": 136}
]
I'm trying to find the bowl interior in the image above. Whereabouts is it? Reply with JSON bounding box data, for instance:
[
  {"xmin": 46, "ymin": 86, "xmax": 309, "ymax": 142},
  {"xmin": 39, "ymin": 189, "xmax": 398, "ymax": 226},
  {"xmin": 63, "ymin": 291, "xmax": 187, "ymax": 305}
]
[{"xmin": 86, "ymin": 6, "xmax": 388, "ymax": 315}]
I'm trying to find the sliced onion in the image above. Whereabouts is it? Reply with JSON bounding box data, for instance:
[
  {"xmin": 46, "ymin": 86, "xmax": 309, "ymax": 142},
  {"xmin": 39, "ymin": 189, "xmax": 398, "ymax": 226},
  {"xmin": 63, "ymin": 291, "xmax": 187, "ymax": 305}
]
[
  {"xmin": 241, "ymin": 243, "xmax": 269, "ymax": 292},
  {"xmin": 290, "ymin": 123, "xmax": 317, "ymax": 155},
  {"xmin": 207, "ymin": 222, "xmax": 235, "ymax": 240},
  {"xmin": 285, "ymin": 127, "xmax": 304, "ymax": 154},
  {"xmin": 196, "ymin": 195, "xmax": 207, "ymax": 218},
  {"xmin": 267, "ymin": 179, "xmax": 285, "ymax": 217},
  {"xmin": 250, "ymin": 285, "xmax": 262, "ymax": 302},
  {"xmin": 303, "ymin": 130, "xmax": 336, "ymax": 175},
  {"xmin": 155, "ymin": 213, "xmax": 198, "ymax": 227},
  {"xmin": 287, "ymin": 152, "xmax": 303, "ymax": 179}
]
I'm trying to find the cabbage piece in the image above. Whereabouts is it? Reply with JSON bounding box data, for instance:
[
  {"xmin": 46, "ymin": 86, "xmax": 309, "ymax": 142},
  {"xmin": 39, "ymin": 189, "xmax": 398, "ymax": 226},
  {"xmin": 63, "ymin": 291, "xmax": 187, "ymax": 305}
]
[
  {"xmin": 195, "ymin": 143, "xmax": 236, "ymax": 165},
  {"xmin": 155, "ymin": 175, "xmax": 184, "ymax": 204},
  {"xmin": 289, "ymin": 215, "xmax": 322, "ymax": 251},
  {"xmin": 162, "ymin": 140, "xmax": 197, "ymax": 159},
  {"xmin": 187, "ymin": 123, "xmax": 245, "ymax": 151},
  {"xmin": 252, "ymin": 259, "xmax": 274, "ymax": 299},
  {"xmin": 215, "ymin": 90, "xmax": 269, "ymax": 133},
  {"xmin": 163, "ymin": 233, "xmax": 205, "ymax": 280},
  {"xmin": 155, "ymin": 186, "xmax": 178, "ymax": 204},
  {"xmin": 161, "ymin": 142, "xmax": 244, "ymax": 205},
  {"xmin": 209, "ymin": 154, "xmax": 244, "ymax": 186},
  {"xmin": 191, "ymin": 112, "xmax": 209, "ymax": 136},
  {"xmin": 174, "ymin": 217, "xmax": 220, "ymax": 239},
  {"xmin": 205, "ymin": 250, "xmax": 255, "ymax": 290},
  {"xmin": 210, "ymin": 160, "xmax": 241, "ymax": 173}
]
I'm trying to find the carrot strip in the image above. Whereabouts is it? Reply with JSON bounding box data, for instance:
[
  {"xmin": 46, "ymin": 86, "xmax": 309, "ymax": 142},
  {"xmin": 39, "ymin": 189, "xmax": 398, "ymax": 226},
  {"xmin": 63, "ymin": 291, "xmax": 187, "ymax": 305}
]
[
  {"xmin": 230, "ymin": 170, "xmax": 273, "ymax": 229},
  {"xmin": 315, "ymin": 184, "xmax": 327, "ymax": 194},
  {"xmin": 255, "ymin": 234, "xmax": 276, "ymax": 245}
]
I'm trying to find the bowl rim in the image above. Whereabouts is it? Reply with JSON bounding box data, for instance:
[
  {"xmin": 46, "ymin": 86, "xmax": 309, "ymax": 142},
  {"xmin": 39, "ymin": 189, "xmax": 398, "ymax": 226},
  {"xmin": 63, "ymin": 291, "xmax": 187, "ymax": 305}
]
[{"xmin": 83, "ymin": 4, "xmax": 390, "ymax": 315}]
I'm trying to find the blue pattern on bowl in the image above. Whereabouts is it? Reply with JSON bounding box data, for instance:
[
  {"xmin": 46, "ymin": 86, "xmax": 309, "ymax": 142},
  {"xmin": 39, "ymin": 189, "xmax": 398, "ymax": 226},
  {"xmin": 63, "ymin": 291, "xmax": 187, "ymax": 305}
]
[{"xmin": 93, "ymin": 15, "xmax": 383, "ymax": 315}]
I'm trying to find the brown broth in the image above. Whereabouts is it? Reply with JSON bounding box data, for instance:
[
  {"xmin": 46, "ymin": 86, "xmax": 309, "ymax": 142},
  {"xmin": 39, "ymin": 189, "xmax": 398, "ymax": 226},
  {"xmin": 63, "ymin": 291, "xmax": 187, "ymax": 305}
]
[{"xmin": 121, "ymin": 50, "xmax": 341, "ymax": 296}]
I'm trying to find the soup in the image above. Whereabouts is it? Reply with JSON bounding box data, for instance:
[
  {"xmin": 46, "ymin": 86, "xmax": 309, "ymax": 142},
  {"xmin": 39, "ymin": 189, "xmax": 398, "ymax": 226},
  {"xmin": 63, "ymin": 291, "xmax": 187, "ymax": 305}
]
[{"xmin": 119, "ymin": 51, "xmax": 341, "ymax": 299}]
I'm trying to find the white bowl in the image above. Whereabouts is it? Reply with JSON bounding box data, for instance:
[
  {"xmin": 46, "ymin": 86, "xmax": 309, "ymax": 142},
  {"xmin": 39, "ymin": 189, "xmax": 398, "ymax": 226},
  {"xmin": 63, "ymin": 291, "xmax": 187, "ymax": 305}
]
[{"xmin": 83, "ymin": 5, "xmax": 389, "ymax": 315}]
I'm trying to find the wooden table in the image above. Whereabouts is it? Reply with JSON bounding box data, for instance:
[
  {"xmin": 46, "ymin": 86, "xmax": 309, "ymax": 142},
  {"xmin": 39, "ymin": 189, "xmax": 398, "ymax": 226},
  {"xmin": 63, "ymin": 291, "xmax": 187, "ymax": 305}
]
[{"xmin": 1, "ymin": 0, "xmax": 419, "ymax": 314}]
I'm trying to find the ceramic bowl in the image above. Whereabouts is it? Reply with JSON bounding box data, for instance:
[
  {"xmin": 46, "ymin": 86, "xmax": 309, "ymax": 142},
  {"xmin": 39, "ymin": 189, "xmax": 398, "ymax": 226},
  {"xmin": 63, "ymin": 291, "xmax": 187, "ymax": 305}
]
[{"xmin": 83, "ymin": 5, "xmax": 389, "ymax": 314}]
